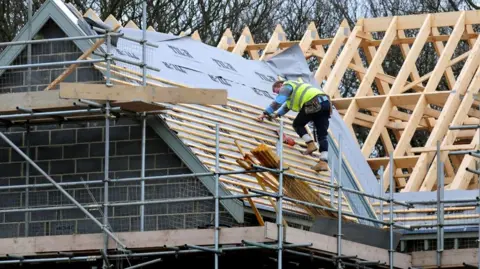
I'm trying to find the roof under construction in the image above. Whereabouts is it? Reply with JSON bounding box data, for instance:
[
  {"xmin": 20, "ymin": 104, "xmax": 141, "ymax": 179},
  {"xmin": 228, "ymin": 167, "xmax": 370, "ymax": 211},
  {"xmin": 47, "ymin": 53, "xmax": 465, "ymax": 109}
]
[{"xmin": 0, "ymin": 0, "xmax": 479, "ymax": 268}]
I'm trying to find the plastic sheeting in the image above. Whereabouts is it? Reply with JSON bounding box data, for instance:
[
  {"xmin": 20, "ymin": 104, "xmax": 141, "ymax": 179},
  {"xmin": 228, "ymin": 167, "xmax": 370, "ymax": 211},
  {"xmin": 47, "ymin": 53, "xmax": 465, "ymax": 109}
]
[{"xmin": 95, "ymin": 28, "xmax": 380, "ymax": 224}]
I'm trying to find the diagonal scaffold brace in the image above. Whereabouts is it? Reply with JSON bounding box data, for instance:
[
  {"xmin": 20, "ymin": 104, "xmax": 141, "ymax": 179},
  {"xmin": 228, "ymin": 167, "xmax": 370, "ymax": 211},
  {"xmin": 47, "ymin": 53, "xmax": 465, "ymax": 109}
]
[{"xmin": 0, "ymin": 131, "xmax": 127, "ymax": 249}]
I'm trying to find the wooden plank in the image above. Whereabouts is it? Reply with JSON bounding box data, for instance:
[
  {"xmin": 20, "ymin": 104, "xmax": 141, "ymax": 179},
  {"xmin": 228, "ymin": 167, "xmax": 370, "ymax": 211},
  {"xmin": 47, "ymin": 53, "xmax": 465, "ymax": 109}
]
[
  {"xmin": 449, "ymin": 145, "xmax": 478, "ymax": 190},
  {"xmin": 58, "ymin": 83, "xmax": 228, "ymax": 105},
  {"xmin": 0, "ymin": 90, "xmax": 76, "ymax": 114},
  {"xmin": 241, "ymin": 186, "xmax": 265, "ymax": 226},
  {"xmin": 0, "ymin": 226, "xmax": 271, "ymax": 256},
  {"xmin": 367, "ymin": 156, "xmax": 418, "ymax": 170},
  {"xmin": 265, "ymin": 222, "xmax": 412, "ymax": 268},
  {"xmin": 362, "ymin": 10, "xmax": 480, "ymax": 31}
]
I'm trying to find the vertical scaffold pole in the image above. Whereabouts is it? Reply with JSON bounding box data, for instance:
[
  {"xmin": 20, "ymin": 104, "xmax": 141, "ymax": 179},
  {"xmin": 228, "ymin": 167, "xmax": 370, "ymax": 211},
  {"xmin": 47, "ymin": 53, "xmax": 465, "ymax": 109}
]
[
  {"xmin": 103, "ymin": 101, "xmax": 111, "ymax": 268},
  {"xmin": 337, "ymin": 134, "xmax": 343, "ymax": 269},
  {"xmin": 330, "ymin": 157, "xmax": 335, "ymax": 208},
  {"xmin": 277, "ymin": 118, "xmax": 284, "ymax": 269},
  {"xmin": 389, "ymin": 153, "xmax": 394, "ymax": 269},
  {"xmin": 379, "ymin": 166, "xmax": 384, "ymax": 222},
  {"xmin": 142, "ymin": 0, "xmax": 147, "ymax": 86},
  {"xmin": 214, "ymin": 124, "xmax": 220, "ymax": 269},
  {"xmin": 27, "ymin": 0, "xmax": 32, "ymax": 93},
  {"xmin": 26, "ymin": 0, "xmax": 32, "ymax": 235},
  {"xmin": 436, "ymin": 140, "xmax": 442, "ymax": 267},
  {"xmin": 25, "ymin": 125, "xmax": 30, "ymax": 236},
  {"xmin": 140, "ymin": 113, "xmax": 146, "ymax": 231}
]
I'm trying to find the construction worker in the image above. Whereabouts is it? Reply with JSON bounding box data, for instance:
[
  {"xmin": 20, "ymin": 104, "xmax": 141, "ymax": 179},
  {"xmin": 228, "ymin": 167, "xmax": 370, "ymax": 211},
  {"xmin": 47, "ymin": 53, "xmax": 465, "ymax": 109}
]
[{"xmin": 256, "ymin": 79, "xmax": 332, "ymax": 171}]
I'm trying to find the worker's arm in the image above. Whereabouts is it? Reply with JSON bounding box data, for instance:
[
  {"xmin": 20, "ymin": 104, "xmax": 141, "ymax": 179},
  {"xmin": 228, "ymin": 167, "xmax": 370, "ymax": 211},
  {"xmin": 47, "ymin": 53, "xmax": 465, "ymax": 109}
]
[
  {"xmin": 263, "ymin": 84, "xmax": 293, "ymax": 115},
  {"xmin": 275, "ymin": 102, "xmax": 290, "ymax": 117}
]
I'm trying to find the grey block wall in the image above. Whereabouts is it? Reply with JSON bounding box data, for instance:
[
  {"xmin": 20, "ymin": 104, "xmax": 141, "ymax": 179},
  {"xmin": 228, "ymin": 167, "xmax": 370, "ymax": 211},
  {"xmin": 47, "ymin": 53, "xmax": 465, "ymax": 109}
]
[{"xmin": 0, "ymin": 19, "xmax": 251, "ymax": 238}]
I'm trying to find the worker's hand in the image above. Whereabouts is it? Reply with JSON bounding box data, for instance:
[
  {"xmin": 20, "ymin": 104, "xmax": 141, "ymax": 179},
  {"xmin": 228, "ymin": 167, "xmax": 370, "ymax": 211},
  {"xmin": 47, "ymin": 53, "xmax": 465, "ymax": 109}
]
[{"xmin": 256, "ymin": 114, "xmax": 266, "ymax": 122}]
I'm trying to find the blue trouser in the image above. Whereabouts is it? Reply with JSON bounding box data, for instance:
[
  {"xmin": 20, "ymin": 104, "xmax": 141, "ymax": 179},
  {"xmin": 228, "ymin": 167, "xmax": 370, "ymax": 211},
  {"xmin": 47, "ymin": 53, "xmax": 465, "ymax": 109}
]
[{"xmin": 292, "ymin": 97, "xmax": 331, "ymax": 153}]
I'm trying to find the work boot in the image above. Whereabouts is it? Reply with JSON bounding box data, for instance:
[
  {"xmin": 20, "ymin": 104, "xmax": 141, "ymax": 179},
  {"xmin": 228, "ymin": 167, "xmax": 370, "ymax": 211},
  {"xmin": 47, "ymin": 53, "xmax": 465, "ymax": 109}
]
[
  {"xmin": 302, "ymin": 141, "xmax": 317, "ymax": 155},
  {"xmin": 311, "ymin": 160, "xmax": 329, "ymax": 172}
]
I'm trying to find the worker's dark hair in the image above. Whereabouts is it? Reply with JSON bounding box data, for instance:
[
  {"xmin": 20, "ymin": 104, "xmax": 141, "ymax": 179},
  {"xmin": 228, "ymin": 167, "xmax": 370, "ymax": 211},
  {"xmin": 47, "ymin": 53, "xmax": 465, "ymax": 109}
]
[{"xmin": 272, "ymin": 80, "xmax": 284, "ymax": 91}]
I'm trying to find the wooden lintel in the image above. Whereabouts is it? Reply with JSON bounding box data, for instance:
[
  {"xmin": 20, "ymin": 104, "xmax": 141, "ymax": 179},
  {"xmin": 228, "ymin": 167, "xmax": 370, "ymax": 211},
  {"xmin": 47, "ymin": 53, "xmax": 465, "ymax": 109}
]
[{"xmin": 59, "ymin": 83, "xmax": 228, "ymax": 105}]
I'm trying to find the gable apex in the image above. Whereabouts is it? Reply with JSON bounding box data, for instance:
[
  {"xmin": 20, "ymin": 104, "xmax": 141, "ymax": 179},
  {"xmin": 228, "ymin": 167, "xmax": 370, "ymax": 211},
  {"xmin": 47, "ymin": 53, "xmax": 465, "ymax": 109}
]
[{"xmin": 0, "ymin": 0, "xmax": 94, "ymax": 77}]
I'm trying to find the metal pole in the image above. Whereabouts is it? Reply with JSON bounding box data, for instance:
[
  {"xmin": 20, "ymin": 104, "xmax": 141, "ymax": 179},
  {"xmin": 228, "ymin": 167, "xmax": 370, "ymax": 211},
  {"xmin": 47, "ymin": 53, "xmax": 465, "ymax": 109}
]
[
  {"xmin": 0, "ymin": 58, "xmax": 106, "ymax": 71},
  {"xmin": 436, "ymin": 140, "xmax": 442, "ymax": 268},
  {"xmin": 25, "ymin": 126, "xmax": 30, "ymax": 236},
  {"xmin": 389, "ymin": 153, "xmax": 394, "ymax": 269},
  {"xmin": 27, "ymin": 0, "xmax": 32, "ymax": 93},
  {"xmin": 0, "ymin": 33, "xmax": 124, "ymax": 47},
  {"xmin": 330, "ymin": 158, "xmax": 335, "ymax": 208},
  {"xmin": 103, "ymin": 102, "xmax": 111, "ymax": 266},
  {"xmin": 440, "ymin": 159, "xmax": 445, "ymax": 262},
  {"xmin": 277, "ymin": 118, "xmax": 284, "ymax": 269},
  {"xmin": 337, "ymin": 134, "xmax": 342, "ymax": 269},
  {"xmin": 142, "ymin": 0, "xmax": 147, "ymax": 86},
  {"xmin": 379, "ymin": 166, "xmax": 384, "ymax": 222},
  {"xmin": 214, "ymin": 123, "xmax": 220, "ymax": 269},
  {"xmin": 0, "ymin": 131, "xmax": 126, "ymax": 248},
  {"xmin": 140, "ymin": 114, "xmax": 146, "ymax": 231},
  {"xmin": 106, "ymin": 29, "xmax": 112, "ymax": 87}
]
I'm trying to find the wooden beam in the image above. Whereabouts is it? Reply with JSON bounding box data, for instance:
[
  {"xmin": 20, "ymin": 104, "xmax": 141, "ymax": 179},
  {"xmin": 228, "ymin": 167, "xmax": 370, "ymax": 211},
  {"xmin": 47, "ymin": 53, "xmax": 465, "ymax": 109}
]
[
  {"xmin": 217, "ymin": 28, "xmax": 235, "ymax": 50},
  {"xmin": 367, "ymin": 156, "xmax": 418, "ymax": 170},
  {"xmin": 232, "ymin": 27, "xmax": 259, "ymax": 59},
  {"xmin": 58, "ymin": 83, "xmax": 228, "ymax": 105},
  {"xmin": 0, "ymin": 90, "xmax": 75, "ymax": 114},
  {"xmin": 322, "ymin": 24, "xmax": 363, "ymax": 96},
  {"xmin": 361, "ymin": 10, "xmax": 480, "ymax": 31},
  {"xmin": 410, "ymin": 144, "xmax": 475, "ymax": 153},
  {"xmin": 314, "ymin": 19, "xmax": 349, "ymax": 82},
  {"xmin": 383, "ymin": 13, "xmax": 465, "ymax": 191},
  {"xmin": 343, "ymin": 17, "xmax": 397, "ymax": 127},
  {"xmin": 259, "ymin": 24, "xmax": 286, "ymax": 60},
  {"xmin": 0, "ymin": 226, "xmax": 272, "ymax": 256},
  {"xmin": 361, "ymin": 15, "xmax": 432, "ymax": 159},
  {"xmin": 449, "ymin": 132, "xmax": 479, "ymax": 190},
  {"xmin": 404, "ymin": 17, "xmax": 480, "ymax": 192}
]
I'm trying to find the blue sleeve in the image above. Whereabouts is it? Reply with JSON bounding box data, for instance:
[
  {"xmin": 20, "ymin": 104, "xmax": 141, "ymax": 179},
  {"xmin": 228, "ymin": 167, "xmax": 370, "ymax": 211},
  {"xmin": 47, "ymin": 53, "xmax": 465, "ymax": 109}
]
[
  {"xmin": 276, "ymin": 103, "xmax": 290, "ymax": 116},
  {"xmin": 264, "ymin": 85, "xmax": 292, "ymax": 114}
]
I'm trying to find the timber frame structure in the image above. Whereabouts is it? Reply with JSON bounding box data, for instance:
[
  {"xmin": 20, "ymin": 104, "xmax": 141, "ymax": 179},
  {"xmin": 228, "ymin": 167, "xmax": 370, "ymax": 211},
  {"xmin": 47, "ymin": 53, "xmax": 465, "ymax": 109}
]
[
  {"xmin": 89, "ymin": 9, "xmax": 480, "ymax": 193},
  {"xmin": 0, "ymin": 0, "xmax": 479, "ymax": 268}
]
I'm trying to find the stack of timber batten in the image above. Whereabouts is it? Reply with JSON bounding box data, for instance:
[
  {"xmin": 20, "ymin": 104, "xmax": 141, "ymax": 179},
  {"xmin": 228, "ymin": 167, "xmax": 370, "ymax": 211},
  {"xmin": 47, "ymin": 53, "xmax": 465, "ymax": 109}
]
[{"xmin": 250, "ymin": 144, "xmax": 344, "ymax": 220}]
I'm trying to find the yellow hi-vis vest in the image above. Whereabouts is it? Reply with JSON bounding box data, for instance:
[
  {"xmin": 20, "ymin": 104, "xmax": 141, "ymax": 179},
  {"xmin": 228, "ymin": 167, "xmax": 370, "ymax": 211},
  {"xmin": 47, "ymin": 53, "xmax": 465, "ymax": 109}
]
[{"xmin": 284, "ymin": 81, "xmax": 327, "ymax": 112}]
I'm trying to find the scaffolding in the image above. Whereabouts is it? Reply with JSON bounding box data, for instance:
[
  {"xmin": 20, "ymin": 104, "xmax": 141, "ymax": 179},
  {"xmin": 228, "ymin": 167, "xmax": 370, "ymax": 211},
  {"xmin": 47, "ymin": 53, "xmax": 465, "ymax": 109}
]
[{"xmin": 0, "ymin": 1, "xmax": 479, "ymax": 269}]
